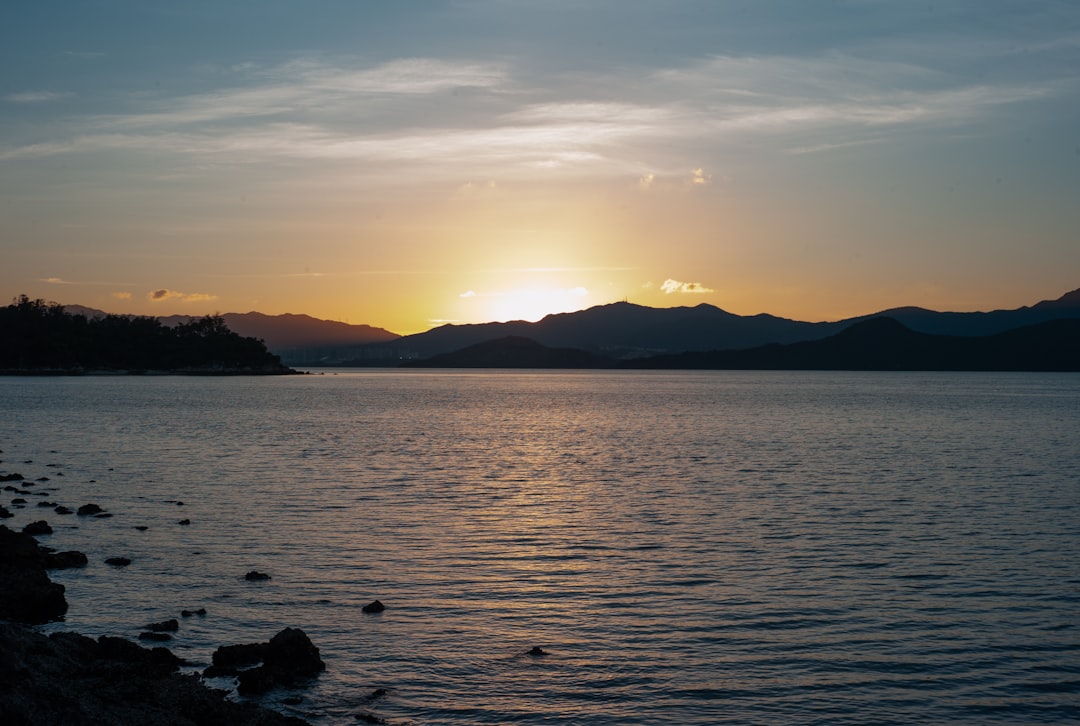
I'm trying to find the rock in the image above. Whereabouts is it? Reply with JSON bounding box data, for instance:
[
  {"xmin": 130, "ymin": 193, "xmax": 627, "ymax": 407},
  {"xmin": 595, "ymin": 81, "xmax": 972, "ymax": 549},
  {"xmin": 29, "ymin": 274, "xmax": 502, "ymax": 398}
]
[
  {"xmin": 245, "ymin": 570, "xmax": 271, "ymax": 581},
  {"xmin": 105, "ymin": 557, "xmax": 132, "ymax": 567},
  {"xmin": 282, "ymin": 696, "xmax": 304, "ymax": 706},
  {"xmin": 0, "ymin": 473, "xmax": 24, "ymax": 482},
  {"xmin": 11, "ymin": 498, "xmax": 27, "ymax": 505},
  {"xmin": 42, "ymin": 550, "xmax": 88, "ymax": 569},
  {"xmin": 53, "ymin": 505, "xmax": 73, "ymax": 515},
  {"xmin": 0, "ymin": 505, "xmax": 12, "ymax": 519},
  {"xmin": 36, "ymin": 477, "xmax": 50, "ymax": 482},
  {"xmin": 0, "ymin": 525, "xmax": 68, "ymax": 623},
  {"xmin": 181, "ymin": 607, "xmax": 207, "ymax": 617},
  {"xmin": 236, "ymin": 628, "xmax": 326, "ymax": 695},
  {"xmin": 77, "ymin": 503, "xmax": 104, "ymax": 516},
  {"xmin": 94, "ymin": 512, "xmax": 114, "ymax": 518},
  {"xmin": 138, "ymin": 631, "xmax": 173, "ymax": 642},
  {"xmin": 145, "ymin": 619, "xmax": 180, "ymax": 632},
  {"xmin": 527, "ymin": 646, "xmax": 549, "ymax": 656},
  {"xmin": 22, "ymin": 521, "xmax": 52, "ymax": 536},
  {"xmin": 212, "ymin": 642, "xmax": 268, "ymax": 669},
  {"xmin": 0, "ymin": 625, "xmax": 309, "ymax": 725},
  {"xmin": 354, "ymin": 713, "xmax": 387, "ymax": 724},
  {"xmin": 178, "ymin": 518, "xmax": 191, "ymax": 525},
  {"xmin": 134, "ymin": 525, "xmax": 149, "ymax": 531},
  {"xmin": 37, "ymin": 501, "xmax": 56, "ymax": 507},
  {"xmin": 361, "ymin": 600, "xmax": 385, "ymax": 614}
]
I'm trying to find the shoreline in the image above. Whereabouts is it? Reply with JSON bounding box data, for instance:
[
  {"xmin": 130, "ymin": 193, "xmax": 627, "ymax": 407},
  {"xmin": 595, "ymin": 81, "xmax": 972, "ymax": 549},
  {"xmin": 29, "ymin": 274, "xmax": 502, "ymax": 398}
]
[{"xmin": 0, "ymin": 449, "xmax": 326, "ymax": 725}]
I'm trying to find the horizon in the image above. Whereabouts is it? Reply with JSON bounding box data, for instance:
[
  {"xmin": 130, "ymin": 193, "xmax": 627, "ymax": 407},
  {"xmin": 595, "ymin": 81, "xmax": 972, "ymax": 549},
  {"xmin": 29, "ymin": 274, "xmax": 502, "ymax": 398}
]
[
  {"xmin": 3, "ymin": 2, "xmax": 1078, "ymax": 334},
  {"xmin": 33, "ymin": 282, "xmax": 1079, "ymax": 337}
]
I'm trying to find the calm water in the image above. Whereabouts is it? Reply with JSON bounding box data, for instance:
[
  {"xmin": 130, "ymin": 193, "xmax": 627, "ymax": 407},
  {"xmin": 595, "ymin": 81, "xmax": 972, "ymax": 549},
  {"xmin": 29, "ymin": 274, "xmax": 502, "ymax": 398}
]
[{"xmin": 1, "ymin": 371, "xmax": 1078, "ymax": 724}]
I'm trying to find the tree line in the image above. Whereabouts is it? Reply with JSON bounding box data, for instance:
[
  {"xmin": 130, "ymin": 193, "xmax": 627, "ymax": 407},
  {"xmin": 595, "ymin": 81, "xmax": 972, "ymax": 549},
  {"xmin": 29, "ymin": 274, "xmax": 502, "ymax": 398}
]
[{"xmin": 0, "ymin": 296, "xmax": 290, "ymax": 373}]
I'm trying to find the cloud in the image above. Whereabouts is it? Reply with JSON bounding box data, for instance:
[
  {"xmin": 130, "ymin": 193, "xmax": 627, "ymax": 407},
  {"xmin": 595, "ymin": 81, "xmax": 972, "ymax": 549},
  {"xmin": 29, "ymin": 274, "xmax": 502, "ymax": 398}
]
[
  {"xmin": 147, "ymin": 289, "xmax": 218, "ymax": 303},
  {"xmin": 39, "ymin": 277, "xmax": 73, "ymax": 285},
  {"xmin": 690, "ymin": 168, "xmax": 710, "ymax": 185},
  {"xmin": 459, "ymin": 290, "xmax": 477, "ymax": 298},
  {"xmin": 111, "ymin": 292, "xmax": 133, "ymax": 301},
  {"xmin": 5, "ymin": 91, "xmax": 71, "ymax": 103},
  {"xmin": 661, "ymin": 279, "xmax": 714, "ymax": 295}
]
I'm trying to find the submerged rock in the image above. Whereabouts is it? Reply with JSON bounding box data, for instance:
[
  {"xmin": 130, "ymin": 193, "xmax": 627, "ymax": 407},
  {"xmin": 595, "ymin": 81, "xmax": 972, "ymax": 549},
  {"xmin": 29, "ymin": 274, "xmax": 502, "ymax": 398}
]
[
  {"xmin": 76, "ymin": 503, "xmax": 104, "ymax": 516},
  {"xmin": 181, "ymin": 607, "xmax": 207, "ymax": 617},
  {"xmin": 105, "ymin": 557, "xmax": 132, "ymax": 567},
  {"xmin": 145, "ymin": 618, "xmax": 180, "ymax": 632},
  {"xmin": 53, "ymin": 505, "xmax": 73, "ymax": 515},
  {"xmin": 139, "ymin": 631, "xmax": 173, "ymax": 642},
  {"xmin": 42, "ymin": 550, "xmax": 88, "ymax": 569},
  {"xmin": 245, "ymin": 570, "xmax": 271, "ymax": 581},
  {"xmin": 22, "ymin": 521, "xmax": 52, "ymax": 536},
  {"xmin": 178, "ymin": 518, "xmax": 191, "ymax": 525},
  {"xmin": 361, "ymin": 600, "xmax": 385, "ymax": 614}
]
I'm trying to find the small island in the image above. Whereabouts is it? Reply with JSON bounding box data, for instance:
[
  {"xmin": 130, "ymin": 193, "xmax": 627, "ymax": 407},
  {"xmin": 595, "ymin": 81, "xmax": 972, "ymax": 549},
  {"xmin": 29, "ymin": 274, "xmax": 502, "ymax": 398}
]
[{"xmin": 0, "ymin": 296, "xmax": 296, "ymax": 375}]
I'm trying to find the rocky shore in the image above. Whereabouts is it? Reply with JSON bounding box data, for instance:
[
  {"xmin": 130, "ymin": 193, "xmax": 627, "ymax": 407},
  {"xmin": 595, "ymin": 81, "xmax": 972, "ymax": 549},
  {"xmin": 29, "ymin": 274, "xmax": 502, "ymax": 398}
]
[
  {"xmin": 0, "ymin": 442, "xmax": 337, "ymax": 725},
  {"xmin": 0, "ymin": 522, "xmax": 313, "ymax": 725}
]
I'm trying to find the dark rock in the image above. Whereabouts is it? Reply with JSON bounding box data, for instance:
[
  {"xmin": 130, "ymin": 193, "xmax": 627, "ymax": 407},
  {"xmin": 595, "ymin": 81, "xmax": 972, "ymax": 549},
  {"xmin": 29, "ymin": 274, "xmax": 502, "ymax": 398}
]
[
  {"xmin": 181, "ymin": 607, "xmax": 207, "ymax": 617},
  {"xmin": 527, "ymin": 646, "xmax": 549, "ymax": 656},
  {"xmin": 36, "ymin": 477, "xmax": 50, "ymax": 482},
  {"xmin": 245, "ymin": 570, "xmax": 271, "ymax": 581},
  {"xmin": 212, "ymin": 642, "xmax": 268, "ymax": 670},
  {"xmin": 364, "ymin": 688, "xmax": 389, "ymax": 702},
  {"xmin": 77, "ymin": 503, "xmax": 104, "ymax": 516},
  {"xmin": 134, "ymin": 525, "xmax": 149, "ymax": 531},
  {"xmin": 361, "ymin": 600, "xmax": 385, "ymax": 613},
  {"xmin": 354, "ymin": 713, "xmax": 387, "ymax": 724},
  {"xmin": 105, "ymin": 557, "xmax": 132, "ymax": 567},
  {"xmin": 0, "ymin": 525, "xmax": 68, "ymax": 623},
  {"xmin": 0, "ymin": 505, "xmax": 12, "ymax": 519},
  {"xmin": 3, "ymin": 485, "xmax": 18, "ymax": 491},
  {"xmin": 145, "ymin": 619, "xmax": 179, "ymax": 632},
  {"xmin": 282, "ymin": 696, "xmax": 304, "ymax": 706},
  {"xmin": 0, "ymin": 473, "xmax": 24, "ymax": 482},
  {"xmin": 178, "ymin": 518, "xmax": 191, "ymax": 525},
  {"xmin": 43, "ymin": 550, "xmax": 88, "ymax": 569},
  {"xmin": 37, "ymin": 500, "xmax": 56, "ymax": 507},
  {"xmin": 176, "ymin": 501, "xmax": 185, "ymax": 506},
  {"xmin": 235, "ymin": 628, "xmax": 326, "ymax": 695},
  {"xmin": 139, "ymin": 631, "xmax": 173, "ymax": 642},
  {"xmin": 0, "ymin": 625, "xmax": 309, "ymax": 724},
  {"xmin": 94, "ymin": 512, "xmax": 114, "ymax": 518},
  {"xmin": 53, "ymin": 505, "xmax": 73, "ymax": 515},
  {"xmin": 22, "ymin": 521, "xmax": 52, "ymax": 536},
  {"xmin": 11, "ymin": 498, "xmax": 27, "ymax": 505}
]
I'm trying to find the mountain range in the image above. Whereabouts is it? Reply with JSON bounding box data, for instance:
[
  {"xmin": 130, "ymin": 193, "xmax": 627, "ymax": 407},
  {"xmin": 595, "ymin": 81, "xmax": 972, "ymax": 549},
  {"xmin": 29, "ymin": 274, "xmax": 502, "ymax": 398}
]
[
  {"xmin": 63, "ymin": 287, "xmax": 1079, "ymax": 366},
  {"xmin": 403, "ymin": 317, "xmax": 1080, "ymax": 371}
]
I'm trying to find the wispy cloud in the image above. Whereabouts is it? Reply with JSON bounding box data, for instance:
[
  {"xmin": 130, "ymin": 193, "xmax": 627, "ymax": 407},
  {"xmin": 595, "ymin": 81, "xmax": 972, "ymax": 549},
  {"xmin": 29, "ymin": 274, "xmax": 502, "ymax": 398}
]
[
  {"xmin": 148, "ymin": 289, "xmax": 217, "ymax": 303},
  {"xmin": 5, "ymin": 91, "xmax": 71, "ymax": 103}
]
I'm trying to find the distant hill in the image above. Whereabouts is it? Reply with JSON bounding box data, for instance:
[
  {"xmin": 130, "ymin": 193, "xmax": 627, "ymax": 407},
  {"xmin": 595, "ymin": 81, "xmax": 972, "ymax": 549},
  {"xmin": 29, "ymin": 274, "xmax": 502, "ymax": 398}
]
[
  {"xmin": 403, "ymin": 336, "xmax": 609, "ymax": 368},
  {"xmin": 623, "ymin": 317, "xmax": 1080, "ymax": 371},
  {"xmin": 373, "ymin": 287, "xmax": 1080, "ymax": 361}
]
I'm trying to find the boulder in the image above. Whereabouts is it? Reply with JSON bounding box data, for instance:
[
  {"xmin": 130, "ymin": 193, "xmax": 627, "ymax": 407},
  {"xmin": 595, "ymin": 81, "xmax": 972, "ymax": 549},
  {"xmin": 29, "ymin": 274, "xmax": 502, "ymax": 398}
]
[
  {"xmin": 77, "ymin": 503, "xmax": 104, "ymax": 516},
  {"xmin": 145, "ymin": 619, "xmax": 180, "ymax": 632},
  {"xmin": 361, "ymin": 600, "xmax": 385, "ymax": 613},
  {"xmin": 0, "ymin": 525, "xmax": 68, "ymax": 623},
  {"xmin": 53, "ymin": 505, "xmax": 73, "ymax": 515},
  {"xmin": 0, "ymin": 505, "xmax": 12, "ymax": 519},
  {"xmin": 224, "ymin": 628, "xmax": 326, "ymax": 695},
  {"xmin": 245, "ymin": 570, "xmax": 271, "ymax": 581},
  {"xmin": 22, "ymin": 521, "xmax": 53, "ymax": 536},
  {"xmin": 105, "ymin": 557, "xmax": 132, "ymax": 567}
]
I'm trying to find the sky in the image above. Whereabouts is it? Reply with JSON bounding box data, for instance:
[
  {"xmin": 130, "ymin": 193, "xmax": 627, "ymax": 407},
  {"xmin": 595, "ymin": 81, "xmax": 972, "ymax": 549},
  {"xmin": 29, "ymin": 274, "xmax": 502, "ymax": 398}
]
[{"xmin": 2, "ymin": 1, "xmax": 1078, "ymax": 334}]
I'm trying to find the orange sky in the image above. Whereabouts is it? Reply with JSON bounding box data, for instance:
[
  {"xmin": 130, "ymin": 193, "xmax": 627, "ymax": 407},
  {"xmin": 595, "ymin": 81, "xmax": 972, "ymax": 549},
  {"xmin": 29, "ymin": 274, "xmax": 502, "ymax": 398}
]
[{"xmin": 3, "ymin": 3, "xmax": 1078, "ymax": 334}]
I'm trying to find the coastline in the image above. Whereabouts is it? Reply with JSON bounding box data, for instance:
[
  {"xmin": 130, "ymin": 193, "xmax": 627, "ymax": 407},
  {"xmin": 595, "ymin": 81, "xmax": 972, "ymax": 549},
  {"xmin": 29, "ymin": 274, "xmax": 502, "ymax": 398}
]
[{"xmin": 0, "ymin": 446, "xmax": 323, "ymax": 726}]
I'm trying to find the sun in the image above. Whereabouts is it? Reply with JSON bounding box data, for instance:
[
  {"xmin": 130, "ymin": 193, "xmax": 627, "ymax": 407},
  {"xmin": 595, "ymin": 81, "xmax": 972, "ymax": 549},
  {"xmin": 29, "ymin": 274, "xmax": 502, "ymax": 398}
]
[{"xmin": 462, "ymin": 286, "xmax": 592, "ymax": 323}]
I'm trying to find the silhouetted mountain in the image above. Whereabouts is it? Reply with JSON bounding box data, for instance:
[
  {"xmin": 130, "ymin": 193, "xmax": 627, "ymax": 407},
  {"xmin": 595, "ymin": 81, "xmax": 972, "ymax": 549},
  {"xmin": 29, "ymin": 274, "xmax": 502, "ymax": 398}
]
[
  {"xmin": 403, "ymin": 336, "xmax": 609, "ymax": 368},
  {"xmin": 623, "ymin": 317, "xmax": 1080, "ymax": 371},
  {"xmin": 373, "ymin": 287, "xmax": 1080, "ymax": 360}
]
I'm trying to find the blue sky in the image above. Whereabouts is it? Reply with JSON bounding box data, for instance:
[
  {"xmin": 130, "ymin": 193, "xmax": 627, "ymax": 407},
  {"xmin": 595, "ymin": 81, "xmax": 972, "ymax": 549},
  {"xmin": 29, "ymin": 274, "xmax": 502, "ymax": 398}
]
[{"xmin": 2, "ymin": 1, "xmax": 1078, "ymax": 332}]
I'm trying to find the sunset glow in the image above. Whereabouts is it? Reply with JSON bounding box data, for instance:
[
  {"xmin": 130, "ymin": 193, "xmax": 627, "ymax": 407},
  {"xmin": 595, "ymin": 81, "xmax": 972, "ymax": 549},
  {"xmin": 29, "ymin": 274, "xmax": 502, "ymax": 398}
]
[{"xmin": 2, "ymin": 2, "xmax": 1077, "ymax": 333}]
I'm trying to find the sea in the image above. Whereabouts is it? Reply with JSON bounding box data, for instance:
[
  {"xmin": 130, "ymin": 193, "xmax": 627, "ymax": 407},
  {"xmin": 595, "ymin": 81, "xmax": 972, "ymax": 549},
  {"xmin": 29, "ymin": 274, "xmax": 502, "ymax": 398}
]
[{"xmin": 1, "ymin": 370, "xmax": 1078, "ymax": 725}]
